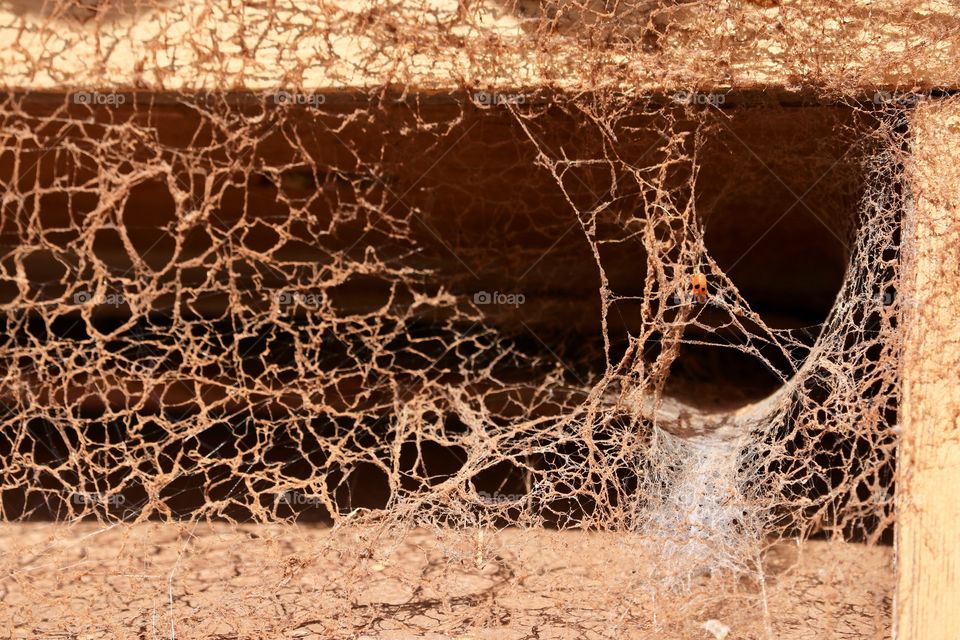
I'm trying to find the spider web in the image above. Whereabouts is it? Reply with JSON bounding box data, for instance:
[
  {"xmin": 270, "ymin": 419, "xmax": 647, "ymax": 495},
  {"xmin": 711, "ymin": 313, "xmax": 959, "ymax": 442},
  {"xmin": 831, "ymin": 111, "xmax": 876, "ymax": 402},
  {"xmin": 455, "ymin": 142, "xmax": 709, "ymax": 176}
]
[{"xmin": 0, "ymin": 0, "xmax": 947, "ymax": 637}]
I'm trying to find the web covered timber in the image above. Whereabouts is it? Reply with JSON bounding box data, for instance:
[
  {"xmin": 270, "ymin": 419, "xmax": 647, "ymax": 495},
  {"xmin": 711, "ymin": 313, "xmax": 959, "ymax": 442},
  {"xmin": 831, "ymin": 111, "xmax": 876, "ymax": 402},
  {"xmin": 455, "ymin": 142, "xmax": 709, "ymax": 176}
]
[
  {"xmin": 0, "ymin": 0, "xmax": 945, "ymax": 637},
  {"xmin": 0, "ymin": 91, "xmax": 906, "ymax": 622}
]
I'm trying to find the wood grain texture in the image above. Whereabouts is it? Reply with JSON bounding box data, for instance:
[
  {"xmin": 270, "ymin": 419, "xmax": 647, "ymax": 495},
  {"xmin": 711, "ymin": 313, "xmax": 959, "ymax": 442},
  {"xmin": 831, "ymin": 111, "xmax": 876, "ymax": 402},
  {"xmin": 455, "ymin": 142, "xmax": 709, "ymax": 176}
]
[
  {"xmin": 897, "ymin": 97, "xmax": 960, "ymax": 640},
  {"xmin": 0, "ymin": 0, "xmax": 957, "ymax": 92}
]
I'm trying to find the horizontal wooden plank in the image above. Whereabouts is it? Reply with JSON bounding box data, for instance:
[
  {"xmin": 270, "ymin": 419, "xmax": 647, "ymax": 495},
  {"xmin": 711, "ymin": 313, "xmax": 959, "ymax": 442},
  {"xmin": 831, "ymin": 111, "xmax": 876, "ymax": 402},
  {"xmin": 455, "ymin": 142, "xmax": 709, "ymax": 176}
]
[{"xmin": 0, "ymin": 1, "xmax": 957, "ymax": 93}]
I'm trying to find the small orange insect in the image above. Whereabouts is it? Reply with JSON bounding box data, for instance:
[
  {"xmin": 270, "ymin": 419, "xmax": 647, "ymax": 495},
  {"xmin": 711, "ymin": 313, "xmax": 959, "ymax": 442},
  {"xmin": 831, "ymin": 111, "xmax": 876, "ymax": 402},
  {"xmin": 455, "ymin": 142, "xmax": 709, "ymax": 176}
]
[{"xmin": 692, "ymin": 272, "xmax": 708, "ymax": 304}]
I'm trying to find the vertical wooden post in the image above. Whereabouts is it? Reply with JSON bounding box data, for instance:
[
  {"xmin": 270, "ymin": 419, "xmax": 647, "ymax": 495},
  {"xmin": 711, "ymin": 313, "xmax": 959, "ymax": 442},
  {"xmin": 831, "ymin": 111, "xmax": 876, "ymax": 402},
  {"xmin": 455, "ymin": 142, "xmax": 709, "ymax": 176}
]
[{"xmin": 897, "ymin": 98, "xmax": 960, "ymax": 640}]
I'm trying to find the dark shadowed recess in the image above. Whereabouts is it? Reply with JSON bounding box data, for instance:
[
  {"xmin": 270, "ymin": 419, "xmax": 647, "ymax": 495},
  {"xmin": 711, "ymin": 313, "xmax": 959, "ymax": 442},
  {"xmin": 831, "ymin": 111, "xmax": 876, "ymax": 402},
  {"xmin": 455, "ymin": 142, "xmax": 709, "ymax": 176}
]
[{"xmin": 0, "ymin": 91, "xmax": 895, "ymax": 527}]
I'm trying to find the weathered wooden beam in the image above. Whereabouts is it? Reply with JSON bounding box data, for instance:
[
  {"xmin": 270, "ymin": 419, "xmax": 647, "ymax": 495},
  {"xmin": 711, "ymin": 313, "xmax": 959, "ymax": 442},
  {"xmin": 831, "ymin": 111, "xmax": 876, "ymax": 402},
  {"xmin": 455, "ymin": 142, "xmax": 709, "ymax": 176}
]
[
  {"xmin": 897, "ymin": 96, "xmax": 960, "ymax": 640},
  {"xmin": 0, "ymin": 1, "xmax": 957, "ymax": 93}
]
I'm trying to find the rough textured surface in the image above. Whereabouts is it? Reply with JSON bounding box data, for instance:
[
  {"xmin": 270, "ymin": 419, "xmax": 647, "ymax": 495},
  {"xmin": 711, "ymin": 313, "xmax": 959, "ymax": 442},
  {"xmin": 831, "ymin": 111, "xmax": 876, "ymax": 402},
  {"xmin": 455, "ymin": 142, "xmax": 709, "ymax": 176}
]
[
  {"xmin": 0, "ymin": 1, "xmax": 957, "ymax": 92},
  {"xmin": 0, "ymin": 523, "xmax": 893, "ymax": 639},
  {"xmin": 896, "ymin": 96, "xmax": 960, "ymax": 640},
  {"xmin": 0, "ymin": 1, "xmax": 937, "ymax": 636}
]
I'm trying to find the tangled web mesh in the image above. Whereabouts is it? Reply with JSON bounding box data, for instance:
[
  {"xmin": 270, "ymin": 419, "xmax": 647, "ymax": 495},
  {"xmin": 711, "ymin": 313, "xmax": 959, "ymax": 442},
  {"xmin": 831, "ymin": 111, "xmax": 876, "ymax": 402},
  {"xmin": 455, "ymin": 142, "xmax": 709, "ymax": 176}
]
[
  {"xmin": 0, "ymin": 93, "xmax": 906, "ymax": 594},
  {"xmin": 0, "ymin": 0, "xmax": 944, "ymax": 636}
]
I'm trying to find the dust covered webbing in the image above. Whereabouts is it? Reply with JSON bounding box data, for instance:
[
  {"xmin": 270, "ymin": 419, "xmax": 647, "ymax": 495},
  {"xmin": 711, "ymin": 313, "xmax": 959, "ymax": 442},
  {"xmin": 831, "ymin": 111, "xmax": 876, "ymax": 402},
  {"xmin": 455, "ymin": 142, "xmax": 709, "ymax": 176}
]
[{"xmin": 0, "ymin": 0, "xmax": 936, "ymax": 634}]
